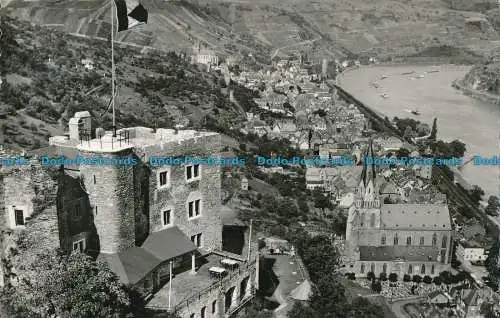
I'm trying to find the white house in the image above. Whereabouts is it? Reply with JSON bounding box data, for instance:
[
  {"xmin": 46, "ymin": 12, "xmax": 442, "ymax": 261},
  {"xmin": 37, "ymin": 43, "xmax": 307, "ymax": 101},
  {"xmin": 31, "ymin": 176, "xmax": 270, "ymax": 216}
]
[{"xmin": 456, "ymin": 240, "xmax": 488, "ymax": 263}]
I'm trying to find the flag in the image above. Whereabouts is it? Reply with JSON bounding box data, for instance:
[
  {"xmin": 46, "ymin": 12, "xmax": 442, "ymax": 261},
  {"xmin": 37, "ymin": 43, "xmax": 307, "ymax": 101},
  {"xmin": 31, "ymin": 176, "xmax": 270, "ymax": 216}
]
[{"xmin": 114, "ymin": 0, "xmax": 148, "ymax": 32}]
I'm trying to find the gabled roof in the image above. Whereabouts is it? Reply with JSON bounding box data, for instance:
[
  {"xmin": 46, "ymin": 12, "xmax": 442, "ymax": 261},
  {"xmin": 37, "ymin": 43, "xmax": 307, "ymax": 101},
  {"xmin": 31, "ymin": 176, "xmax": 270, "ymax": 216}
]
[
  {"xmin": 141, "ymin": 226, "xmax": 197, "ymax": 261},
  {"xmin": 380, "ymin": 204, "xmax": 452, "ymax": 230},
  {"xmin": 98, "ymin": 247, "xmax": 162, "ymax": 285}
]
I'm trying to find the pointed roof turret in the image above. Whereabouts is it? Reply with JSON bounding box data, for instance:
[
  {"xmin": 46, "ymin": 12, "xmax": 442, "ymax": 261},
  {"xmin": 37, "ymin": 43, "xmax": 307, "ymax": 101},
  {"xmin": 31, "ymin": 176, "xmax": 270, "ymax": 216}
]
[{"xmin": 360, "ymin": 139, "xmax": 376, "ymax": 188}]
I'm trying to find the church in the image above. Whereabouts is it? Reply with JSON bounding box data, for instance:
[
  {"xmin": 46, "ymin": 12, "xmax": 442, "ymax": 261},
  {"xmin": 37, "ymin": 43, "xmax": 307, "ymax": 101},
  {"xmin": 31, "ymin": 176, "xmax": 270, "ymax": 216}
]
[{"xmin": 345, "ymin": 140, "xmax": 453, "ymax": 278}]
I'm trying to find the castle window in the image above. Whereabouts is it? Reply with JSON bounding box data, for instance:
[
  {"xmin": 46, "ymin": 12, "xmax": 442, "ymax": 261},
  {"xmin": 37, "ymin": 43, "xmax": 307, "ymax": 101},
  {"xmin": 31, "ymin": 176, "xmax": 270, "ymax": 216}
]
[
  {"xmin": 72, "ymin": 239, "xmax": 85, "ymax": 253},
  {"xmin": 186, "ymin": 164, "xmax": 201, "ymax": 182},
  {"xmin": 421, "ymin": 264, "xmax": 425, "ymax": 274},
  {"xmin": 163, "ymin": 209, "xmax": 172, "ymax": 226},
  {"xmin": 157, "ymin": 168, "xmax": 171, "ymax": 189},
  {"xmin": 370, "ymin": 213, "xmax": 375, "ymax": 227},
  {"xmin": 14, "ymin": 209, "xmax": 25, "ymax": 226},
  {"xmin": 432, "ymin": 233, "xmax": 437, "ymax": 247},
  {"xmin": 212, "ymin": 300, "xmax": 217, "ymax": 314},
  {"xmin": 408, "ymin": 264, "xmax": 413, "ymax": 274},
  {"xmin": 370, "ymin": 263, "xmax": 375, "ymax": 273},
  {"xmin": 393, "ymin": 234, "xmax": 399, "ymax": 245},
  {"xmin": 188, "ymin": 199, "xmax": 201, "ymax": 219},
  {"xmin": 420, "ymin": 237, "xmax": 425, "ymax": 245},
  {"xmin": 381, "ymin": 234, "xmax": 386, "ymax": 245},
  {"xmin": 406, "ymin": 236, "xmax": 411, "ymax": 246},
  {"xmin": 441, "ymin": 235, "xmax": 447, "ymax": 248},
  {"xmin": 191, "ymin": 233, "xmax": 203, "ymax": 248},
  {"xmin": 74, "ymin": 205, "xmax": 81, "ymax": 218},
  {"xmin": 431, "ymin": 265, "xmax": 435, "ymax": 274},
  {"xmin": 382, "ymin": 263, "xmax": 387, "ymax": 273}
]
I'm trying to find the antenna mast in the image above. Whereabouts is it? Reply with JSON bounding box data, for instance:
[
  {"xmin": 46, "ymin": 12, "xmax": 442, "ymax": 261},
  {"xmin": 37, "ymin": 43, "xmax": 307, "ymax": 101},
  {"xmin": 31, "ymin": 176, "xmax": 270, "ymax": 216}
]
[{"xmin": 111, "ymin": 0, "xmax": 116, "ymax": 137}]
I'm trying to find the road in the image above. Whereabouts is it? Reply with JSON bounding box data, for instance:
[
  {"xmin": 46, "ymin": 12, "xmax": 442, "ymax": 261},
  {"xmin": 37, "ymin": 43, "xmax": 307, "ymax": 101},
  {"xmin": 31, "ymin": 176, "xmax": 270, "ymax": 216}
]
[
  {"xmin": 270, "ymin": 36, "xmax": 321, "ymax": 59},
  {"xmin": 390, "ymin": 297, "xmax": 425, "ymax": 318}
]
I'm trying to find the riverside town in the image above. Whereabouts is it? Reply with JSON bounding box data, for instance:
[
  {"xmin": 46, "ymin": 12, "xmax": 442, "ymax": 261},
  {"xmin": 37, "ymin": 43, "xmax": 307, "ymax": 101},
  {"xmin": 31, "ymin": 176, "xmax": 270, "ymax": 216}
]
[{"xmin": 0, "ymin": 1, "xmax": 499, "ymax": 318}]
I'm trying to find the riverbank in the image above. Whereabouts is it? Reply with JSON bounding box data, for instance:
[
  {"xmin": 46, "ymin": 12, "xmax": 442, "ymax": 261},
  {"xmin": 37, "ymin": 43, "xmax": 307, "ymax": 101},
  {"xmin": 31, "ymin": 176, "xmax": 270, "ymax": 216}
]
[{"xmin": 452, "ymin": 79, "xmax": 500, "ymax": 106}]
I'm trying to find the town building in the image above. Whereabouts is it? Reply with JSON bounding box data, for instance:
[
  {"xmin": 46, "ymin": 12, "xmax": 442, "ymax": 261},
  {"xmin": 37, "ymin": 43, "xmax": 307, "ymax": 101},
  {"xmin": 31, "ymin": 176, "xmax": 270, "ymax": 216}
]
[
  {"xmin": 345, "ymin": 140, "xmax": 453, "ymax": 279},
  {"xmin": 0, "ymin": 112, "xmax": 258, "ymax": 317},
  {"xmin": 456, "ymin": 240, "xmax": 488, "ymax": 263}
]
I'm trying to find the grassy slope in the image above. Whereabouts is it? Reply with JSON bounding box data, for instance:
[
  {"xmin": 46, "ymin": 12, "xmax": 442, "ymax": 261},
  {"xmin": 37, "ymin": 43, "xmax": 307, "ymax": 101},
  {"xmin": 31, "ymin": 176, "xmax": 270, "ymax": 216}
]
[{"xmin": 0, "ymin": 16, "xmax": 253, "ymax": 151}]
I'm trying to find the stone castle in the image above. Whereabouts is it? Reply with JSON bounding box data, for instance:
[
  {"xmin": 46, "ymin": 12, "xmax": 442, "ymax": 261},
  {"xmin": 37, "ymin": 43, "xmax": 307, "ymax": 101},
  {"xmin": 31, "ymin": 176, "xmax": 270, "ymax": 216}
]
[
  {"xmin": 345, "ymin": 140, "xmax": 453, "ymax": 278},
  {"xmin": 0, "ymin": 111, "xmax": 258, "ymax": 317}
]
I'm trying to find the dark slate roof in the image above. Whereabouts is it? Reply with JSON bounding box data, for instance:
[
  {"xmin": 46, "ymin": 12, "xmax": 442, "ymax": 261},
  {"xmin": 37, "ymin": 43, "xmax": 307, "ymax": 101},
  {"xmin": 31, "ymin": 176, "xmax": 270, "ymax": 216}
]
[
  {"xmin": 141, "ymin": 226, "xmax": 197, "ymax": 261},
  {"xmin": 98, "ymin": 246, "xmax": 162, "ymax": 284},
  {"xmin": 380, "ymin": 204, "xmax": 452, "ymax": 230},
  {"xmin": 359, "ymin": 245, "xmax": 442, "ymax": 262}
]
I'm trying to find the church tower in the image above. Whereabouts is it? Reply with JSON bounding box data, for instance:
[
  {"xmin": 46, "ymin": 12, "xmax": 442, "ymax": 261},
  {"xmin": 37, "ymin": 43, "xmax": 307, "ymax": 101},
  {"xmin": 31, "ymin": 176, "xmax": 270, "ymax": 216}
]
[{"xmin": 355, "ymin": 139, "xmax": 380, "ymax": 208}]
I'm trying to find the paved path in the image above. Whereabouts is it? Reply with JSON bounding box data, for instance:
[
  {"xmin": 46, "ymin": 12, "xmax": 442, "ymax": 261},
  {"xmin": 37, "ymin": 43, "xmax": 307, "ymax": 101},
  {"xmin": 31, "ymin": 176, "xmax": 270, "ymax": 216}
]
[{"xmin": 390, "ymin": 297, "xmax": 425, "ymax": 318}]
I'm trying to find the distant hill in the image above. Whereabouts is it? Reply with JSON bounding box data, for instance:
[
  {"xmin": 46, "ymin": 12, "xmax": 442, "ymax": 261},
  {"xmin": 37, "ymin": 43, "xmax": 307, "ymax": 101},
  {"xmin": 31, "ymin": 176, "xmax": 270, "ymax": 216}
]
[
  {"xmin": 2, "ymin": 0, "xmax": 500, "ymax": 63},
  {"xmin": 0, "ymin": 16, "xmax": 256, "ymax": 151}
]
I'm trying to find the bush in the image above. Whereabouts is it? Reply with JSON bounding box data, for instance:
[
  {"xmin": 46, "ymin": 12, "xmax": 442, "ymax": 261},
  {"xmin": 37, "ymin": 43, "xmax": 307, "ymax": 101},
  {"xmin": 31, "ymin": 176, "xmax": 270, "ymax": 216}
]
[
  {"xmin": 371, "ymin": 280, "xmax": 382, "ymax": 293},
  {"xmin": 403, "ymin": 274, "xmax": 411, "ymax": 282},
  {"xmin": 423, "ymin": 275, "xmax": 433, "ymax": 284}
]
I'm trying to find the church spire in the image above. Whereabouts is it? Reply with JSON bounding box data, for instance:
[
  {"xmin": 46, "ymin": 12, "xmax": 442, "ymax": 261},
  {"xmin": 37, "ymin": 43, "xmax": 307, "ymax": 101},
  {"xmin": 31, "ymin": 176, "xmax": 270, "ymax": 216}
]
[{"xmin": 360, "ymin": 139, "xmax": 376, "ymax": 188}]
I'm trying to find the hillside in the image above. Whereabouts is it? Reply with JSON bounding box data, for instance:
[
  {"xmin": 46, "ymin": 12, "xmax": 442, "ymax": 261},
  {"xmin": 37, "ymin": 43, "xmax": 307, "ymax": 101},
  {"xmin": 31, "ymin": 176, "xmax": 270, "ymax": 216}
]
[
  {"xmin": 2, "ymin": 0, "xmax": 500, "ymax": 63},
  {"xmin": 460, "ymin": 57, "xmax": 500, "ymax": 96},
  {"xmin": 0, "ymin": 16, "xmax": 256, "ymax": 151}
]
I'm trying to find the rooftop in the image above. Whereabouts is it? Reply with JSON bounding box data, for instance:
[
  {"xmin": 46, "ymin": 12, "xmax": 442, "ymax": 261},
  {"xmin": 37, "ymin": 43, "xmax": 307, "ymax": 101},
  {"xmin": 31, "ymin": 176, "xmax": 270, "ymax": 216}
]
[
  {"xmin": 380, "ymin": 204, "xmax": 452, "ymax": 230},
  {"xmin": 49, "ymin": 127, "xmax": 219, "ymax": 154}
]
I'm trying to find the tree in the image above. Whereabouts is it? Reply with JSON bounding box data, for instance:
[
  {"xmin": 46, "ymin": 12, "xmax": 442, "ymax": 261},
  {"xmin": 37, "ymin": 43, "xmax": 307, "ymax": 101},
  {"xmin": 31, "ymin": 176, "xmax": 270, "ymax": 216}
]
[
  {"xmin": 2, "ymin": 248, "xmax": 136, "ymax": 318},
  {"xmin": 429, "ymin": 118, "xmax": 437, "ymax": 140},
  {"xmin": 433, "ymin": 276, "xmax": 442, "ymax": 285},
  {"xmin": 403, "ymin": 274, "xmax": 411, "ymax": 282},
  {"xmin": 486, "ymin": 196, "xmax": 499, "ymax": 216},
  {"xmin": 289, "ymin": 301, "xmax": 318, "ymax": 318},
  {"xmin": 469, "ymin": 185, "xmax": 485, "ymax": 206},
  {"xmin": 423, "ymin": 275, "xmax": 433, "ymax": 284},
  {"xmin": 379, "ymin": 272, "xmax": 387, "ymax": 281},
  {"xmin": 371, "ymin": 280, "xmax": 382, "ymax": 293},
  {"xmin": 367, "ymin": 271, "xmax": 376, "ymax": 282},
  {"xmin": 389, "ymin": 273, "xmax": 398, "ymax": 282},
  {"xmin": 412, "ymin": 275, "xmax": 422, "ymax": 284}
]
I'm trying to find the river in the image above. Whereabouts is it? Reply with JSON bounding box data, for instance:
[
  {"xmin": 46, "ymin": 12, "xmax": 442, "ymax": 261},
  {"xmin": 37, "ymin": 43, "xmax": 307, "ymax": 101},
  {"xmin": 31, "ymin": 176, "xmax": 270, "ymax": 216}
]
[{"xmin": 337, "ymin": 64, "xmax": 499, "ymax": 198}]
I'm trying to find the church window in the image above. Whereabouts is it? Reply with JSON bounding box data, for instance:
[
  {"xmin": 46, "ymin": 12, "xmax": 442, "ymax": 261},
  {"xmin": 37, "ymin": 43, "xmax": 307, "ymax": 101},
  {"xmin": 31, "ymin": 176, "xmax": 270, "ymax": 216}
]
[
  {"xmin": 406, "ymin": 236, "xmax": 411, "ymax": 246},
  {"xmin": 393, "ymin": 234, "xmax": 398, "ymax": 245},
  {"xmin": 432, "ymin": 233, "xmax": 437, "ymax": 247},
  {"xmin": 360, "ymin": 263, "xmax": 365, "ymax": 273},
  {"xmin": 420, "ymin": 237, "xmax": 425, "ymax": 245},
  {"xmin": 408, "ymin": 264, "xmax": 413, "ymax": 274},
  {"xmin": 431, "ymin": 265, "xmax": 435, "ymax": 274},
  {"xmin": 370, "ymin": 263, "xmax": 375, "ymax": 273},
  {"xmin": 381, "ymin": 234, "xmax": 386, "ymax": 245},
  {"xmin": 360, "ymin": 213, "xmax": 365, "ymax": 227},
  {"xmin": 370, "ymin": 213, "xmax": 375, "ymax": 227},
  {"xmin": 421, "ymin": 264, "xmax": 425, "ymax": 274},
  {"xmin": 441, "ymin": 236, "xmax": 447, "ymax": 248},
  {"xmin": 382, "ymin": 263, "xmax": 387, "ymax": 273}
]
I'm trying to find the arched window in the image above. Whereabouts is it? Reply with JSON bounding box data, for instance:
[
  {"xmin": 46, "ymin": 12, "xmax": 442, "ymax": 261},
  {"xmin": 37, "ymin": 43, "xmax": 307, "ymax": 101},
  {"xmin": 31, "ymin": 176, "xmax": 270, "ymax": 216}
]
[
  {"xmin": 383, "ymin": 263, "xmax": 387, "ymax": 273},
  {"xmin": 442, "ymin": 235, "xmax": 447, "ymax": 248},
  {"xmin": 421, "ymin": 264, "xmax": 425, "ymax": 274},
  {"xmin": 406, "ymin": 236, "xmax": 412, "ymax": 246},
  {"xmin": 394, "ymin": 234, "xmax": 399, "ymax": 245},
  {"xmin": 432, "ymin": 233, "xmax": 437, "ymax": 247},
  {"xmin": 408, "ymin": 264, "xmax": 413, "ymax": 274},
  {"xmin": 360, "ymin": 263, "xmax": 365, "ymax": 273},
  {"xmin": 371, "ymin": 263, "xmax": 375, "ymax": 273},
  {"xmin": 360, "ymin": 213, "xmax": 365, "ymax": 227},
  {"xmin": 370, "ymin": 213, "xmax": 375, "ymax": 227},
  {"xmin": 431, "ymin": 265, "xmax": 435, "ymax": 274},
  {"xmin": 420, "ymin": 237, "xmax": 425, "ymax": 246},
  {"xmin": 381, "ymin": 234, "xmax": 386, "ymax": 245}
]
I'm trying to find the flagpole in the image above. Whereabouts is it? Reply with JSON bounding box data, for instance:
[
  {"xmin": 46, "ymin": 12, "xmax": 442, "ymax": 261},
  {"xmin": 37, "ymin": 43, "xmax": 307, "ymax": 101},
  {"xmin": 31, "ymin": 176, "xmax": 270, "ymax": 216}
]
[{"xmin": 111, "ymin": 0, "xmax": 116, "ymax": 137}]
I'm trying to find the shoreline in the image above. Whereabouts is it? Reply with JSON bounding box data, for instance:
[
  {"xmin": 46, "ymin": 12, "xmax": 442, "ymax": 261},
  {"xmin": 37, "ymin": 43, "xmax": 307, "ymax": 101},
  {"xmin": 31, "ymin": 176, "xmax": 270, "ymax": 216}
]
[{"xmin": 451, "ymin": 79, "xmax": 500, "ymax": 106}]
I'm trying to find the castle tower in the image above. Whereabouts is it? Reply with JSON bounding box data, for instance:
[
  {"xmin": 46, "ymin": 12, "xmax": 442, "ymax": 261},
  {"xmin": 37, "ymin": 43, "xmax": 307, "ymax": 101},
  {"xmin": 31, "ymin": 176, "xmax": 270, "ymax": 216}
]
[
  {"xmin": 78, "ymin": 144, "xmax": 136, "ymax": 254},
  {"xmin": 321, "ymin": 58, "xmax": 328, "ymax": 78}
]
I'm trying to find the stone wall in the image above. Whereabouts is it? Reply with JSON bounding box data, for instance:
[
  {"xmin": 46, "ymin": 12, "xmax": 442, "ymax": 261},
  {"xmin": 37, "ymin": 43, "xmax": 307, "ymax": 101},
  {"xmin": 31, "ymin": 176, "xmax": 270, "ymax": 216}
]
[
  {"xmin": 142, "ymin": 134, "xmax": 223, "ymax": 251},
  {"xmin": 79, "ymin": 148, "xmax": 136, "ymax": 254}
]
